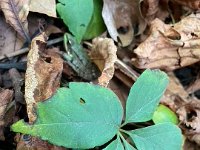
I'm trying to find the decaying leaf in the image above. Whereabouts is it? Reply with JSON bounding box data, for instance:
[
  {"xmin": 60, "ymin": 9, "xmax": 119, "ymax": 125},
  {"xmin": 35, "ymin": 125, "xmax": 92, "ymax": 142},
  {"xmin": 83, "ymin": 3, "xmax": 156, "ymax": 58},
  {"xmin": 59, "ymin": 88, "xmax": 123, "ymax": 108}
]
[
  {"xmin": 132, "ymin": 13, "xmax": 200, "ymax": 71},
  {"xmin": 25, "ymin": 33, "xmax": 63, "ymax": 122},
  {"xmin": 0, "ymin": 14, "xmax": 23, "ymax": 57},
  {"xmin": 171, "ymin": 0, "xmax": 200, "ymax": 10},
  {"xmin": 177, "ymin": 99, "xmax": 200, "ymax": 145},
  {"xmin": 186, "ymin": 76, "xmax": 200, "ymax": 94},
  {"xmin": 0, "ymin": 0, "xmax": 31, "ymax": 42},
  {"xmin": 90, "ymin": 38, "xmax": 117, "ymax": 87},
  {"xmin": 140, "ymin": 0, "xmax": 169, "ymax": 23},
  {"xmin": 102, "ymin": 0, "xmax": 146, "ymax": 47},
  {"xmin": 16, "ymin": 135, "xmax": 66, "ymax": 150},
  {"xmin": 0, "ymin": 89, "xmax": 13, "ymax": 140},
  {"xmin": 161, "ymin": 72, "xmax": 189, "ymax": 111},
  {"xmin": 29, "ymin": 0, "xmax": 57, "ymax": 18}
]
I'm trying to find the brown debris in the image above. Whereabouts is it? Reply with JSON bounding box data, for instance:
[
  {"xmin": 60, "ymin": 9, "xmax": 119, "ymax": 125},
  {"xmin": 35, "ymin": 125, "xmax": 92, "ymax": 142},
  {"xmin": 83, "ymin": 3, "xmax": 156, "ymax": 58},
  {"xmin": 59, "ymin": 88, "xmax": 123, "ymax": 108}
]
[
  {"xmin": 171, "ymin": 0, "xmax": 200, "ymax": 10},
  {"xmin": 9, "ymin": 68, "xmax": 25, "ymax": 104},
  {"xmin": 0, "ymin": 0, "xmax": 30, "ymax": 41},
  {"xmin": 132, "ymin": 13, "xmax": 200, "ymax": 71},
  {"xmin": 90, "ymin": 38, "xmax": 117, "ymax": 87},
  {"xmin": 25, "ymin": 33, "xmax": 63, "ymax": 123},
  {"xmin": 0, "ymin": 89, "xmax": 13, "ymax": 140}
]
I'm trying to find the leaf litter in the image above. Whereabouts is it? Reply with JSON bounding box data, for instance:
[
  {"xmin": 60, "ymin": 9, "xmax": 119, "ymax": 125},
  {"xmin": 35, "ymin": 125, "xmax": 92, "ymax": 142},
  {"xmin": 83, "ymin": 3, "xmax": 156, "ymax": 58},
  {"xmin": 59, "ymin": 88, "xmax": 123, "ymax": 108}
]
[{"xmin": 0, "ymin": 0, "xmax": 200, "ymax": 149}]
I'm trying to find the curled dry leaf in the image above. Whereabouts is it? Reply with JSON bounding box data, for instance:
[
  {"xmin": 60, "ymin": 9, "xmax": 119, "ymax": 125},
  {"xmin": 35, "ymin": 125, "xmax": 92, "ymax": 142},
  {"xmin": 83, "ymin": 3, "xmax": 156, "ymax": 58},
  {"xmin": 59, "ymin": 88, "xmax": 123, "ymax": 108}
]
[
  {"xmin": 0, "ymin": 89, "xmax": 13, "ymax": 140},
  {"xmin": 90, "ymin": 38, "xmax": 117, "ymax": 87},
  {"xmin": 171, "ymin": 0, "xmax": 200, "ymax": 10},
  {"xmin": 177, "ymin": 99, "xmax": 200, "ymax": 145},
  {"xmin": 0, "ymin": 14, "xmax": 23, "ymax": 57},
  {"xmin": 0, "ymin": 0, "xmax": 30, "ymax": 42},
  {"xmin": 102, "ymin": 0, "xmax": 146, "ymax": 47},
  {"xmin": 29, "ymin": 0, "xmax": 57, "ymax": 18},
  {"xmin": 25, "ymin": 33, "xmax": 63, "ymax": 122},
  {"xmin": 132, "ymin": 13, "xmax": 200, "ymax": 71}
]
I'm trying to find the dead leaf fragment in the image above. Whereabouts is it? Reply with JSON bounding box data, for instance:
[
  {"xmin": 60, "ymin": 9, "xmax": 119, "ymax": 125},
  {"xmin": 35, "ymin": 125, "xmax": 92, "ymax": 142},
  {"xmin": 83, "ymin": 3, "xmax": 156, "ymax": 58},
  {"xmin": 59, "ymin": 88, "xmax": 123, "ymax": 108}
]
[
  {"xmin": 0, "ymin": 89, "xmax": 13, "ymax": 140},
  {"xmin": 0, "ymin": 0, "xmax": 31, "ymax": 41},
  {"xmin": 171, "ymin": 0, "xmax": 200, "ymax": 10},
  {"xmin": 90, "ymin": 38, "xmax": 117, "ymax": 87},
  {"xmin": 29, "ymin": 0, "xmax": 57, "ymax": 18},
  {"xmin": 132, "ymin": 13, "xmax": 200, "ymax": 70},
  {"xmin": 102, "ymin": 0, "xmax": 146, "ymax": 47},
  {"xmin": 25, "ymin": 33, "xmax": 63, "ymax": 122},
  {"xmin": 0, "ymin": 14, "xmax": 23, "ymax": 56}
]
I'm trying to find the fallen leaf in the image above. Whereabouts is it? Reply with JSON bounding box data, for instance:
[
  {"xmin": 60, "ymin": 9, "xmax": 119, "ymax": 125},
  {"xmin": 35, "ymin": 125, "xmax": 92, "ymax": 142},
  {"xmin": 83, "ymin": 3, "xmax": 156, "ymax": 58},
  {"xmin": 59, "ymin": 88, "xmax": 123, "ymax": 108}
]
[
  {"xmin": 29, "ymin": 0, "xmax": 57, "ymax": 18},
  {"xmin": 177, "ymin": 98, "xmax": 200, "ymax": 146},
  {"xmin": 140, "ymin": 0, "xmax": 169, "ymax": 23},
  {"xmin": 90, "ymin": 38, "xmax": 117, "ymax": 87},
  {"xmin": 171, "ymin": 0, "xmax": 200, "ymax": 10},
  {"xmin": 102, "ymin": 0, "xmax": 146, "ymax": 47},
  {"xmin": 16, "ymin": 135, "xmax": 66, "ymax": 150},
  {"xmin": 0, "ymin": 0, "xmax": 31, "ymax": 42},
  {"xmin": 0, "ymin": 14, "xmax": 23, "ymax": 57},
  {"xmin": 132, "ymin": 13, "xmax": 200, "ymax": 71},
  {"xmin": 0, "ymin": 89, "xmax": 13, "ymax": 140},
  {"xmin": 186, "ymin": 75, "xmax": 200, "ymax": 94},
  {"xmin": 25, "ymin": 33, "xmax": 63, "ymax": 122}
]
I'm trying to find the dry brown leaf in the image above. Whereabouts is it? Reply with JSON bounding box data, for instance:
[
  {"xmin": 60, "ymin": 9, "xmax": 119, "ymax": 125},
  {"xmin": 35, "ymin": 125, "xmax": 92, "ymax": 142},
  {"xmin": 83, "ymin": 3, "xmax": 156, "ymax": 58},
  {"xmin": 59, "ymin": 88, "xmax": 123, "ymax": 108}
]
[
  {"xmin": 0, "ymin": 14, "xmax": 23, "ymax": 57},
  {"xmin": 90, "ymin": 38, "xmax": 117, "ymax": 87},
  {"xmin": 102, "ymin": 0, "xmax": 146, "ymax": 47},
  {"xmin": 177, "ymin": 98, "xmax": 200, "ymax": 145},
  {"xmin": 186, "ymin": 75, "xmax": 200, "ymax": 94},
  {"xmin": 132, "ymin": 13, "xmax": 200, "ymax": 71},
  {"xmin": 29, "ymin": 0, "xmax": 57, "ymax": 18},
  {"xmin": 171, "ymin": 0, "xmax": 200, "ymax": 10},
  {"xmin": 0, "ymin": 0, "xmax": 30, "ymax": 41},
  {"xmin": 161, "ymin": 72, "xmax": 189, "ymax": 111},
  {"xmin": 25, "ymin": 33, "xmax": 63, "ymax": 122},
  {"xmin": 140, "ymin": 0, "xmax": 169, "ymax": 23},
  {"xmin": 16, "ymin": 135, "xmax": 66, "ymax": 150},
  {"xmin": 0, "ymin": 89, "xmax": 13, "ymax": 140}
]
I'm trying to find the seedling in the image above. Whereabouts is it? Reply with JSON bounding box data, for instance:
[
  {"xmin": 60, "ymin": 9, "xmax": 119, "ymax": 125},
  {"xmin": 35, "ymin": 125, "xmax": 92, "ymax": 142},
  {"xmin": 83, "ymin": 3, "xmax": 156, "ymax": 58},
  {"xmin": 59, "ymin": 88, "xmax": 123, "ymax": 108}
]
[{"xmin": 12, "ymin": 70, "xmax": 182, "ymax": 150}]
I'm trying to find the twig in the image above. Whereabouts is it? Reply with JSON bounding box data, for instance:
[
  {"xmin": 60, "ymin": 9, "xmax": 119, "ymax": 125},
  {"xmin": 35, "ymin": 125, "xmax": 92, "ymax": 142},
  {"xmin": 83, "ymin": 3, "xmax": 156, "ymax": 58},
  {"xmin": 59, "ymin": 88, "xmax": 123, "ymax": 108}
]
[{"xmin": 0, "ymin": 37, "xmax": 64, "ymax": 61}]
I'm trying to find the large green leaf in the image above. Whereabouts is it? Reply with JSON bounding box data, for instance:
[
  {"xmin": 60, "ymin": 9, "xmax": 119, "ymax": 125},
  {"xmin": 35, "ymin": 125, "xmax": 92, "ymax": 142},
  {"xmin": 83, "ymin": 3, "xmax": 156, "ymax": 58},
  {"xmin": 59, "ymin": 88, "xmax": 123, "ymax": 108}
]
[
  {"xmin": 126, "ymin": 123, "xmax": 182, "ymax": 150},
  {"xmin": 103, "ymin": 136, "xmax": 124, "ymax": 150},
  {"xmin": 125, "ymin": 69, "xmax": 169, "ymax": 123},
  {"xmin": 83, "ymin": 0, "xmax": 106, "ymax": 40},
  {"xmin": 56, "ymin": 0, "xmax": 93, "ymax": 42},
  {"xmin": 12, "ymin": 82, "xmax": 123, "ymax": 149}
]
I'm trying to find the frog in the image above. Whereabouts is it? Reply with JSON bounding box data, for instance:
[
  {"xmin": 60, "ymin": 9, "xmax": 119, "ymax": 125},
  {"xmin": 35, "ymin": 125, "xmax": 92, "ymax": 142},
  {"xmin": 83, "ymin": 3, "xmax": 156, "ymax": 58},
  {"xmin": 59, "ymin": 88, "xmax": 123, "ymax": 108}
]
[{"xmin": 62, "ymin": 33, "xmax": 100, "ymax": 81}]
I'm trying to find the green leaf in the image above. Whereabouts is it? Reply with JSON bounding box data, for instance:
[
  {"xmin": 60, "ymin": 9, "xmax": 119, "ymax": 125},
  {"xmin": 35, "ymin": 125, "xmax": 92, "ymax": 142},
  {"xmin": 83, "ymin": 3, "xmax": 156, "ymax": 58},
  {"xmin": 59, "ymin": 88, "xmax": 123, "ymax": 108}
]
[
  {"xmin": 83, "ymin": 0, "xmax": 106, "ymax": 40},
  {"xmin": 119, "ymin": 133, "xmax": 136, "ymax": 150},
  {"xmin": 12, "ymin": 82, "xmax": 123, "ymax": 149},
  {"xmin": 103, "ymin": 135, "xmax": 124, "ymax": 150},
  {"xmin": 152, "ymin": 104, "xmax": 179, "ymax": 125},
  {"xmin": 56, "ymin": 0, "xmax": 93, "ymax": 42},
  {"xmin": 125, "ymin": 69, "xmax": 169, "ymax": 123},
  {"xmin": 127, "ymin": 123, "xmax": 182, "ymax": 150}
]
